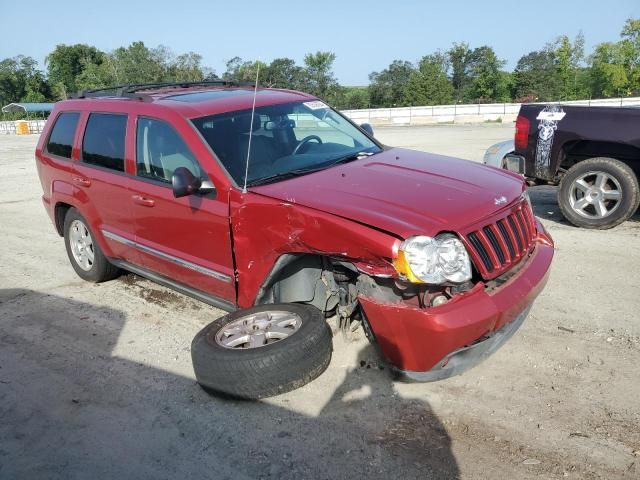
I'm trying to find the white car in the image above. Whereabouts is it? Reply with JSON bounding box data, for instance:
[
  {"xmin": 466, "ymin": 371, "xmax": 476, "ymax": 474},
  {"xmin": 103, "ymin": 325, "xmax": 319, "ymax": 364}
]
[{"xmin": 483, "ymin": 139, "xmax": 525, "ymax": 175}]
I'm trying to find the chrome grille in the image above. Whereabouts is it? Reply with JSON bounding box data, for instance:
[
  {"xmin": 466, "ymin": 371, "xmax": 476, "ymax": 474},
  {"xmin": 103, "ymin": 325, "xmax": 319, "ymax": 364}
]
[{"xmin": 465, "ymin": 200, "xmax": 537, "ymax": 279}]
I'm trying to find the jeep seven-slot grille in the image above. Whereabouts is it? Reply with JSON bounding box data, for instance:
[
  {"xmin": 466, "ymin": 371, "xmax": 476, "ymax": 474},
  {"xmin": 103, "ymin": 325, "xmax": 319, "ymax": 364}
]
[{"xmin": 465, "ymin": 201, "xmax": 537, "ymax": 279}]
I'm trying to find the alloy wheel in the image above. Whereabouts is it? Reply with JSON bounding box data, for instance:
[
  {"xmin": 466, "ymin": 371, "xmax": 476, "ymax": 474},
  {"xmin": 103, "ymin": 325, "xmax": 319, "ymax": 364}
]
[
  {"xmin": 215, "ymin": 311, "xmax": 303, "ymax": 349},
  {"xmin": 69, "ymin": 219, "xmax": 95, "ymax": 271},
  {"xmin": 569, "ymin": 171, "xmax": 622, "ymax": 219}
]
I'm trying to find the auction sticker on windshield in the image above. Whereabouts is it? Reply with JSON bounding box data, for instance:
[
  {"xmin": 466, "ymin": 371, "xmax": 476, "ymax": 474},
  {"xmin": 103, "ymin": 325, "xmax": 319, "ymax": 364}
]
[{"xmin": 303, "ymin": 101, "xmax": 328, "ymax": 110}]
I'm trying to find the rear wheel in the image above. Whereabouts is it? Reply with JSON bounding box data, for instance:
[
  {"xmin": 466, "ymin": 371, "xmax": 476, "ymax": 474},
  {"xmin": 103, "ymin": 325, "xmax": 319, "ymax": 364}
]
[
  {"xmin": 63, "ymin": 208, "xmax": 120, "ymax": 282},
  {"xmin": 191, "ymin": 303, "xmax": 332, "ymax": 399},
  {"xmin": 558, "ymin": 157, "xmax": 639, "ymax": 229}
]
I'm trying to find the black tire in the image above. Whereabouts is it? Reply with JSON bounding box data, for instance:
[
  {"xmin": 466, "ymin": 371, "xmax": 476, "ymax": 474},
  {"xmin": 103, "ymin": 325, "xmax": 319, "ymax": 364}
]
[
  {"xmin": 558, "ymin": 157, "xmax": 640, "ymax": 229},
  {"xmin": 191, "ymin": 304, "xmax": 332, "ymax": 399},
  {"xmin": 63, "ymin": 208, "xmax": 120, "ymax": 282}
]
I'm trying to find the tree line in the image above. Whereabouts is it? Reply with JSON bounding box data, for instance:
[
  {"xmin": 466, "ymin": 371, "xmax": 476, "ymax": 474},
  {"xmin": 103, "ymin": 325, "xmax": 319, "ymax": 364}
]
[{"xmin": 1, "ymin": 17, "xmax": 638, "ymax": 114}]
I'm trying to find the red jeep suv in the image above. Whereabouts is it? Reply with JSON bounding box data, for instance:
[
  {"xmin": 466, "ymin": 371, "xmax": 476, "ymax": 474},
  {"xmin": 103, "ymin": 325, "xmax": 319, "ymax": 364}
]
[{"xmin": 35, "ymin": 82, "xmax": 554, "ymax": 399}]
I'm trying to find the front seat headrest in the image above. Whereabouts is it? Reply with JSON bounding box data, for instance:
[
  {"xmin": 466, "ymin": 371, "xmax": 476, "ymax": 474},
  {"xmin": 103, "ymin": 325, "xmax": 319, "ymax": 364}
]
[{"xmin": 233, "ymin": 113, "xmax": 260, "ymax": 134}]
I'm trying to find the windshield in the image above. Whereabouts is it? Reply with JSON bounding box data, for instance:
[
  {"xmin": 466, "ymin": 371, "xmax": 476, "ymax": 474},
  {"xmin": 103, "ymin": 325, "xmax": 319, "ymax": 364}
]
[{"xmin": 192, "ymin": 100, "xmax": 382, "ymax": 186}]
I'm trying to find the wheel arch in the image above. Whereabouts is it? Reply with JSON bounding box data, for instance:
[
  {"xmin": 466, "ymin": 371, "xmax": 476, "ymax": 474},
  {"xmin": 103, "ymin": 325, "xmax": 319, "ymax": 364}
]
[
  {"xmin": 254, "ymin": 253, "xmax": 359, "ymax": 314},
  {"xmin": 54, "ymin": 201, "xmax": 74, "ymax": 236},
  {"xmin": 560, "ymin": 140, "xmax": 640, "ymax": 176},
  {"xmin": 55, "ymin": 201, "xmax": 117, "ymax": 258}
]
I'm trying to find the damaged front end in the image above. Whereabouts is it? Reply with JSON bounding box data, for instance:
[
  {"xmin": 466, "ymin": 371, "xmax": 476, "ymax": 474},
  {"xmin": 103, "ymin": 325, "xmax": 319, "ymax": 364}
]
[
  {"xmin": 231, "ymin": 190, "xmax": 554, "ymax": 382},
  {"xmin": 357, "ymin": 217, "xmax": 554, "ymax": 380}
]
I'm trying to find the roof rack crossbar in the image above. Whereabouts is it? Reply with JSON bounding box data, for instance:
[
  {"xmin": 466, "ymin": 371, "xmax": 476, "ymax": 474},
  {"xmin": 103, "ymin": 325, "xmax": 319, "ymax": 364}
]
[{"xmin": 69, "ymin": 80, "xmax": 255, "ymax": 100}]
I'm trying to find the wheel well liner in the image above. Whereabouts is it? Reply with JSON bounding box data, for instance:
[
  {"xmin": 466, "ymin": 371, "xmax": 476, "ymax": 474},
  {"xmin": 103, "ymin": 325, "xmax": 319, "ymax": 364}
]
[
  {"xmin": 54, "ymin": 202, "xmax": 73, "ymax": 236},
  {"xmin": 254, "ymin": 253, "xmax": 352, "ymax": 312}
]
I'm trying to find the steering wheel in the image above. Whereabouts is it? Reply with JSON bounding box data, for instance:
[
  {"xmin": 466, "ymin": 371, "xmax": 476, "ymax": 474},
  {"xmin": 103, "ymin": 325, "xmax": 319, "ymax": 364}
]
[{"xmin": 292, "ymin": 135, "xmax": 323, "ymax": 155}]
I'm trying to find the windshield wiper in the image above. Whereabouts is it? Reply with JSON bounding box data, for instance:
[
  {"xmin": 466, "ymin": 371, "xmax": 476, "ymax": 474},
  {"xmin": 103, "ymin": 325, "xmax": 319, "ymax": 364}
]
[
  {"xmin": 246, "ymin": 171, "xmax": 308, "ymax": 187},
  {"xmin": 247, "ymin": 151, "xmax": 376, "ymax": 187},
  {"xmin": 325, "ymin": 150, "xmax": 375, "ymax": 168}
]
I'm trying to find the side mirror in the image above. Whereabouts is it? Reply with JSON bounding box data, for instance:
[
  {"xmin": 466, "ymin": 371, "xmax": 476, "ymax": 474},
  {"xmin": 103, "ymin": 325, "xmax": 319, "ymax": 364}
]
[
  {"xmin": 360, "ymin": 123, "xmax": 374, "ymax": 137},
  {"xmin": 172, "ymin": 167, "xmax": 202, "ymax": 198}
]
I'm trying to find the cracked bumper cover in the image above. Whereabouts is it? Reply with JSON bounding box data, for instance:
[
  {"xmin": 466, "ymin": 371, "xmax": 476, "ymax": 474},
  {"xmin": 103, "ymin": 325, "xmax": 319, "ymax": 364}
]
[{"xmin": 358, "ymin": 222, "xmax": 553, "ymax": 381}]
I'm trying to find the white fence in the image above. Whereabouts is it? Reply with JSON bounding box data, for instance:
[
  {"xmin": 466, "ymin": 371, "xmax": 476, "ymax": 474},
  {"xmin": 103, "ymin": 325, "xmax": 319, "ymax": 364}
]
[
  {"xmin": 2, "ymin": 97, "xmax": 640, "ymax": 134},
  {"xmin": 0, "ymin": 119, "xmax": 46, "ymax": 135},
  {"xmin": 342, "ymin": 97, "xmax": 640, "ymax": 126}
]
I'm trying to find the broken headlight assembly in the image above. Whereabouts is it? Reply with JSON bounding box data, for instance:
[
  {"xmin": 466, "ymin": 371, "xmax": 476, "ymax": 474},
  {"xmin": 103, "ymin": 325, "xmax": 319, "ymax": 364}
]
[{"xmin": 394, "ymin": 233, "xmax": 472, "ymax": 284}]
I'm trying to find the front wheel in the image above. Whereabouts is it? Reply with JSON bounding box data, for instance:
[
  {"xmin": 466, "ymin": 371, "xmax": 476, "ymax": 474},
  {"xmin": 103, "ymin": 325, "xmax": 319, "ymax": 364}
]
[
  {"xmin": 558, "ymin": 157, "xmax": 639, "ymax": 229},
  {"xmin": 191, "ymin": 304, "xmax": 332, "ymax": 399}
]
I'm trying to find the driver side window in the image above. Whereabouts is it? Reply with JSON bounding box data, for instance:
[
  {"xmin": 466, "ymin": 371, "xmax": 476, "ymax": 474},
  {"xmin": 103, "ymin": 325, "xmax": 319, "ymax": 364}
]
[{"xmin": 136, "ymin": 117, "xmax": 203, "ymax": 183}]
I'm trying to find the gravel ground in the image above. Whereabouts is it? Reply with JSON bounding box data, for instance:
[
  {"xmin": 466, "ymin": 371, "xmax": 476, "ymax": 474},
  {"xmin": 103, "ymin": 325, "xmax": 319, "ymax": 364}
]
[{"xmin": 1, "ymin": 125, "xmax": 638, "ymax": 479}]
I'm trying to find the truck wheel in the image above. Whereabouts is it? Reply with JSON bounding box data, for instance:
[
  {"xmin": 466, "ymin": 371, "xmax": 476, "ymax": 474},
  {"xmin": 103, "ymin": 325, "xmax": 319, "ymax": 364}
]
[
  {"xmin": 558, "ymin": 157, "xmax": 639, "ymax": 229},
  {"xmin": 63, "ymin": 208, "xmax": 120, "ymax": 282},
  {"xmin": 191, "ymin": 304, "xmax": 332, "ymax": 399}
]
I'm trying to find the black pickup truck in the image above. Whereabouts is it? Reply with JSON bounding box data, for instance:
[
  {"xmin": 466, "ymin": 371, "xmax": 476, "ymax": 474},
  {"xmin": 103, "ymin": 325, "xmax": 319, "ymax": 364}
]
[{"xmin": 507, "ymin": 104, "xmax": 640, "ymax": 229}]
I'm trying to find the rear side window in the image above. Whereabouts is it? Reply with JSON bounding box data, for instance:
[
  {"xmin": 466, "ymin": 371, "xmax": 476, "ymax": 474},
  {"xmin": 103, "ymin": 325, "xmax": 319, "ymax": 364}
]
[
  {"xmin": 136, "ymin": 117, "xmax": 203, "ymax": 183},
  {"xmin": 46, "ymin": 112, "xmax": 80, "ymax": 158},
  {"xmin": 82, "ymin": 113, "xmax": 127, "ymax": 172}
]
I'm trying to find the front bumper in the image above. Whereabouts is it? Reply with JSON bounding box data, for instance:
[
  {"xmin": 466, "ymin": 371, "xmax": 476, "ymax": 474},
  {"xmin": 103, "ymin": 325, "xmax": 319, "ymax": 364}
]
[
  {"xmin": 397, "ymin": 304, "xmax": 531, "ymax": 381},
  {"xmin": 359, "ymin": 221, "xmax": 553, "ymax": 380}
]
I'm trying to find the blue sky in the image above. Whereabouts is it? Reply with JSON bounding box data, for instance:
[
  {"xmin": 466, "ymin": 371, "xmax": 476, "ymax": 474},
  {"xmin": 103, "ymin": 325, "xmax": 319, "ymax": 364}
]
[{"xmin": 2, "ymin": 0, "xmax": 639, "ymax": 85}]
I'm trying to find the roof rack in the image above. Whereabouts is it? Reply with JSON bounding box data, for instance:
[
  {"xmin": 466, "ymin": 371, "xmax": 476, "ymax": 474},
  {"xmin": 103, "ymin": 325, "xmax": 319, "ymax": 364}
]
[{"xmin": 69, "ymin": 80, "xmax": 255, "ymax": 101}]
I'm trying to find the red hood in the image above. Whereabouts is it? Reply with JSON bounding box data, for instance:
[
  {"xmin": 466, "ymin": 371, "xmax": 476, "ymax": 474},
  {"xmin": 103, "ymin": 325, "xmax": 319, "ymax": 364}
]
[{"xmin": 251, "ymin": 148, "xmax": 526, "ymax": 238}]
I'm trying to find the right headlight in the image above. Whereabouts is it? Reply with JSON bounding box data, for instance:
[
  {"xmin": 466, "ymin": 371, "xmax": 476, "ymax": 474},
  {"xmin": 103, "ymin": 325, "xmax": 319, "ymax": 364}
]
[{"xmin": 394, "ymin": 233, "xmax": 472, "ymax": 284}]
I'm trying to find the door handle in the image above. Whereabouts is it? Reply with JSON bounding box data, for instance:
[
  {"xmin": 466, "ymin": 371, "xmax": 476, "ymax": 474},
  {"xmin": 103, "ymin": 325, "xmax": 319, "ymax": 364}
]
[
  {"xmin": 132, "ymin": 195, "xmax": 155, "ymax": 207},
  {"xmin": 72, "ymin": 176, "xmax": 91, "ymax": 187}
]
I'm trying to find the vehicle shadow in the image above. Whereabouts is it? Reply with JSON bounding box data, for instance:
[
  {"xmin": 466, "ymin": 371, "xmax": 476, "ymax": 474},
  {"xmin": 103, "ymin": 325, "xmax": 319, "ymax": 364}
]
[
  {"xmin": 527, "ymin": 185, "xmax": 569, "ymax": 226},
  {"xmin": 319, "ymin": 342, "xmax": 459, "ymax": 478},
  {"xmin": 0, "ymin": 289, "xmax": 459, "ymax": 480},
  {"xmin": 528, "ymin": 185, "xmax": 640, "ymax": 227}
]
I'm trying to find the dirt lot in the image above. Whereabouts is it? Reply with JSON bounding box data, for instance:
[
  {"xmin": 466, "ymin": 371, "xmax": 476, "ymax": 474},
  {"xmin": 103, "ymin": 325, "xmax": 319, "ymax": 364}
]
[{"xmin": 1, "ymin": 125, "xmax": 639, "ymax": 479}]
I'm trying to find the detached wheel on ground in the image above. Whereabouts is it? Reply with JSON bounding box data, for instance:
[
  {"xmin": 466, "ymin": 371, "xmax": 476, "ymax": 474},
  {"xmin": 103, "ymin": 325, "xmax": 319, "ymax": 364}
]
[
  {"xmin": 558, "ymin": 157, "xmax": 640, "ymax": 229},
  {"xmin": 191, "ymin": 303, "xmax": 332, "ymax": 399},
  {"xmin": 63, "ymin": 208, "xmax": 120, "ymax": 282}
]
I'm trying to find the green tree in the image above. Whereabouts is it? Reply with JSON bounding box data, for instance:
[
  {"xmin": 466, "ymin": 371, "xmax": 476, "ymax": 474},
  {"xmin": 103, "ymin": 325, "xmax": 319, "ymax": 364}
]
[
  {"xmin": 513, "ymin": 50, "xmax": 560, "ymax": 101},
  {"xmin": 495, "ymin": 71, "xmax": 514, "ymax": 102},
  {"xmin": 465, "ymin": 46, "xmax": 505, "ymax": 102},
  {"xmin": 222, "ymin": 57, "xmax": 243, "ymax": 80},
  {"xmin": 302, "ymin": 51, "xmax": 339, "ymax": 102},
  {"xmin": 368, "ymin": 60, "xmax": 415, "ymax": 107},
  {"xmin": 0, "ymin": 55, "xmax": 51, "ymax": 105},
  {"xmin": 223, "ymin": 57, "xmax": 268, "ymax": 83},
  {"xmin": 167, "ymin": 52, "xmax": 209, "ymax": 82},
  {"xmin": 403, "ymin": 53, "xmax": 454, "ymax": 106},
  {"xmin": 550, "ymin": 33, "xmax": 585, "ymax": 100},
  {"xmin": 588, "ymin": 18, "xmax": 640, "ymax": 97},
  {"xmin": 46, "ymin": 44, "xmax": 104, "ymax": 95},
  {"xmin": 590, "ymin": 42, "xmax": 630, "ymax": 97},
  {"xmin": 110, "ymin": 41, "xmax": 167, "ymax": 84},
  {"xmin": 620, "ymin": 18, "xmax": 640, "ymax": 93},
  {"xmin": 337, "ymin": 86, "xmax": 370, "ymax": 109},
  {"xmin": 23, "ymin": 70, "xmax": 51, "ymax": 102},
  {"xmin": 264, "ymin": 58, "xmax": 305, "ymax": 90},
  {"xmin": 447, "ymin": 42, "xmax": 473, "ymax": 100},
  {"xmin": 75, "ymin": 42, "xmax": 212, "ymax": 91},
  {"xmin": 74, "ymin": 58, "xmax": 116, "ymax": 91}
]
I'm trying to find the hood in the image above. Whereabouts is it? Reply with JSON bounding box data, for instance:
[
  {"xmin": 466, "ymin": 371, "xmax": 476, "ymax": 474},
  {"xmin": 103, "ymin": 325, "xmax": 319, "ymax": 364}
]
[{"xmin": 251, "ymin": 148, "xmax": 525, "ymax": 238}]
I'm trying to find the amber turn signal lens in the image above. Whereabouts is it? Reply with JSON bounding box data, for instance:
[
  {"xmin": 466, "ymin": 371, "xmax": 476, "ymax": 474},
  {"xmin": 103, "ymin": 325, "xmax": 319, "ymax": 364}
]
[{"xmin": 393, "ymin": 250, "xmax": 423, "ymax": 284}]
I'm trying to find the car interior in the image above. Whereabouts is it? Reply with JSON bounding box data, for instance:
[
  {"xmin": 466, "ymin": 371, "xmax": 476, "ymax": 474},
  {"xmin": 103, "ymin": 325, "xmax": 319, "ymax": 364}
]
[{"xmin": 192, "ymin": 102, "xmax": 376, "ymax": 185}]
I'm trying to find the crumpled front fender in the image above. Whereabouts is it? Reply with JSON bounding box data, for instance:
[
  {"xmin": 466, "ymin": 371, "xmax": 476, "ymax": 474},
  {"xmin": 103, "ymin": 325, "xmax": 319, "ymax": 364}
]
[{"xmin": 230, "ymin": 190, "xmax": 399, "ymax": 308}]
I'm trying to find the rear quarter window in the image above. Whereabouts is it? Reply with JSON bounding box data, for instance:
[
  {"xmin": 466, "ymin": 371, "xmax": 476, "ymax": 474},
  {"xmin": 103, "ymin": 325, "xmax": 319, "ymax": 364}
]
[
  {"xmin": 82, "ymin": 113, "xmax": 127, "ymax": 172},
  {"xmin": 46, "ymin": 112, "xmax": 80, "ymax": 158}
]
